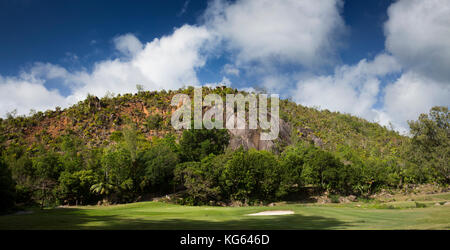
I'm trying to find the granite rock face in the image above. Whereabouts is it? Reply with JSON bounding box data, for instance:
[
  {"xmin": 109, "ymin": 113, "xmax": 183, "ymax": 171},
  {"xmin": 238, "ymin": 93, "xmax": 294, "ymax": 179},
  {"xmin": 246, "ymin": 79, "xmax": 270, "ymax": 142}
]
[
  {"xmin": 226, "ymin": 113, "xmax": 292, "ymax": 152},
  {"xmin": 226, "ymin": 118, "xmax": 324, "ymax": 152}
]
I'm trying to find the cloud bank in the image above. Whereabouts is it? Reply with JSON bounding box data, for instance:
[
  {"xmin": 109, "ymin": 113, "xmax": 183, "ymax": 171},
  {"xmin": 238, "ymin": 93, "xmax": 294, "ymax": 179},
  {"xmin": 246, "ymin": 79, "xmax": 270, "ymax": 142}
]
[
  {"xmin": 0, "ymin": 24, "xmax": 212, "ymax": 116},
  {"xmin": 293, "ymin": 0, "xmax": 450, "ymax": 132},
  {"xmin": 204, "ymin": 0, "xmax": 345, "ymax": 67}
]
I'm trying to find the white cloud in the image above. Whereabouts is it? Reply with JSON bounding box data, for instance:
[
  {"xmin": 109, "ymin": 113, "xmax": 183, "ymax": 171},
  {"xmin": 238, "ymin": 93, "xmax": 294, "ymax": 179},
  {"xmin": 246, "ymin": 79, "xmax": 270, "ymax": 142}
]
[
  {"xmin": 377, "ymin": 71, "xmax": 450, "ymax": 133},
  {"xmin": 177, "ymin": 0, "xmax": 190, "ymax": 16},
  {"xmin": 203, "ymin": 76, "xmax": 232, "ymax": 88},
  {"xmin": 0, "ymin": 75, "xmax": 69, "ymax": 116},
  {"xmin": 222, "ymin": 64, "xmax": 239, "ymax": 76},
  {"xmin": 293, "ymin": 53, "xmax": 401, "ymax": 120},
  {"xmin": 260, "ymin": 74, "xmax": 292, "ymax": 94},
  {"xmin": 22, "ymin": 63, "xmax": 72, "ymax": 85},
  {"xmin": 385, "ymin": 0, "xmax": 450, "ymax": 83},
  {"xmin": 293, "ymin": 49, "xmax": 449, "ymax": 134},
  {"xmin": 0, "ymin": 24, "xmax": 213, "ymax": 117},
  {"xmin": 68, "ymin": 25, "xmax": 212, "ymax": 101},
  {"xmin": 113, "ymin": 33, "xmax": 143, "ymax": 57},
  {"xmin": 204, "ymin": 0, "xmax": 346, "ymax": 67},
  {"xmin": 291, "ymin": 0, "xmax": 450, "ymax": 134},
  {"xmin": 376, "ymin": 0, "xmax": 450, "ymax": 132},
  {"xmin": 131, "ymin": 25, "xmax": 211, "ymax": 88}
]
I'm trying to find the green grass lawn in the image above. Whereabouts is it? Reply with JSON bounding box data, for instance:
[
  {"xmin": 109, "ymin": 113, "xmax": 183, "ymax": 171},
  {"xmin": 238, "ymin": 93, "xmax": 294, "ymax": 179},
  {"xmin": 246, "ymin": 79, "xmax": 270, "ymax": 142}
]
[{"xmin": 1, "ymin": 197, "xmax": 449, "ymax": 230}]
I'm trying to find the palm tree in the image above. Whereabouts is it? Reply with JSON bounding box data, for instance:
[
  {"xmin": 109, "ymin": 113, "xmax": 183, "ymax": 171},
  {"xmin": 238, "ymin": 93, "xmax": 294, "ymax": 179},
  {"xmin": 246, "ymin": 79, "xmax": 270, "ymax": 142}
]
[{"xmin": 90, "ymin": 182, "xmax": 114, "ymax": 203}]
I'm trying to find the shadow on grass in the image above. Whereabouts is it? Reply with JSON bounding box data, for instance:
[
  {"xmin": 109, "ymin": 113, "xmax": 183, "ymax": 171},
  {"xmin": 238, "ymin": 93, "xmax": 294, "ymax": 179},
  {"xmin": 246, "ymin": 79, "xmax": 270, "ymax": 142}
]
[{"xmin": 1, "ymin": 207, "xmax": 351, "ymax": 230}]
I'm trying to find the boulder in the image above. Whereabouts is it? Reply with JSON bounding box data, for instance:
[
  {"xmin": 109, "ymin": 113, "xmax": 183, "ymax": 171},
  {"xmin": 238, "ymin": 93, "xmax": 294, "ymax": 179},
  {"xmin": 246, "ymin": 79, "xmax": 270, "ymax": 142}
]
[{"xmin": 347, "ymin": 195, "xmax": 357, "ymax": 202}]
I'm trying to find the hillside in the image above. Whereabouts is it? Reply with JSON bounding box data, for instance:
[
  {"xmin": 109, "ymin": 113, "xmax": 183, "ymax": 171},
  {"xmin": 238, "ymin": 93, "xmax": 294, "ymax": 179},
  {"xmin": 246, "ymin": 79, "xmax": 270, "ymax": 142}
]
[
  {"xmin": 0, "ymin": 86, "xmax": 447, "ymax": 211},
  {"xmin": 0, "ymin": 86, "xmax": 406, "ymax": 158}
]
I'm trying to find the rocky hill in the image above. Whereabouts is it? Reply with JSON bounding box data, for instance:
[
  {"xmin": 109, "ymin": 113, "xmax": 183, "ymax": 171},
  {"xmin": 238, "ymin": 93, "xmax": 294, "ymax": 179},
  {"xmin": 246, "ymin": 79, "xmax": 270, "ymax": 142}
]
[{"xmin": 0, "ymin": 86, "xmax": 407, "ymax": 161}]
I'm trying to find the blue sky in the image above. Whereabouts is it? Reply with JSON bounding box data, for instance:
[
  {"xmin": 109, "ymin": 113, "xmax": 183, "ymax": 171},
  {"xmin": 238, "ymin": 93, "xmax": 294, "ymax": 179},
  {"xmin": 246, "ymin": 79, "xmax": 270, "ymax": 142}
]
[
  {"xmin": 0, "ymin": 0, "xmax": 389, "ymax": 77},
  {"xmin": 0, "ymin": 0, "xmax": 205, "ymax": 74},
  {"xmin": 0, "ymin": 0, "xmax": 449, "ymax": 133}
]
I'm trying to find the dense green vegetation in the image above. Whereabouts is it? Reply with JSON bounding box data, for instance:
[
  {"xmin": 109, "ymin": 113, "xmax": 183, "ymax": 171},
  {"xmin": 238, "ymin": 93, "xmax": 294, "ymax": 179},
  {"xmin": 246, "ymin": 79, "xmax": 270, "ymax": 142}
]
[
  {"xmin": 0, "ymin": 155, "xmax": 15, "ymax": 213},
  {"xmin": 0, "ymin": 87, "xmax": 448, "ymax": 212}
]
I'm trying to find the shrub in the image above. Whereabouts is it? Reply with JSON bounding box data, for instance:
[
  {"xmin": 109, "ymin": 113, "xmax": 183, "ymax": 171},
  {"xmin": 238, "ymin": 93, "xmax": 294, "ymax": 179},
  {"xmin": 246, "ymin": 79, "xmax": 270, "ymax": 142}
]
[
  {"xmin": 328, "ymin": 194, "xmax": 340, "ymax": 203},
  {"xmin": 146, "ymin": 114, "xmax": 164, "ymax": 130},
  {"xmin": 220, "ymin": 149, "xmax": 281, "ymax": 204},
  {"xmin": 415, "ymin": 201, "xmax": 427, "ymax": 208},
  {"xmin": 302, "ymin": 147, "xmax": 344, "ymax": 191},
  {"xmin": 174, "ymin": 153, "xmax": 232, "ymax": 205}
]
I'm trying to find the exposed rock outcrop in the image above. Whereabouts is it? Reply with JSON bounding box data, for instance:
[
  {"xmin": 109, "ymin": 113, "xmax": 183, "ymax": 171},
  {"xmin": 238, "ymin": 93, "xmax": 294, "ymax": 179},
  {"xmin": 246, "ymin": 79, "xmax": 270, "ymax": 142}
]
[{"xmin": 227, "ymin": 113, "xmax": 292, "ymax": 152}]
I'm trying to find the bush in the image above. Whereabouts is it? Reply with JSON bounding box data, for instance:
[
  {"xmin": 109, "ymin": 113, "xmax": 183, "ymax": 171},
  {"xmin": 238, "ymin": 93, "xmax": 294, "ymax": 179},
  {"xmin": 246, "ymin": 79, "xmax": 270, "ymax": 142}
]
[
  {"xmin": 174, "ymin": 153, "xmax": 231, "ymax": 205},
  {"xmin": 14, "ymin": 184, "xmax": 34, "ymax": 205},
  {"xmin": 174, "ymin": 161, "xmax": 219, "ymax": 205},
  {"xmin": 328, "ymin": 194, "xmax": 340, "ymax": 203},
  {"xmin": 220, "ymin": 149, "xmax": 281, "ymax": 204},
  {"xmin": 146, "ymin": 114, "xmax": 164, "ymax": 130},
  {"xmin": 415, "ymin": 202, "xmax": 427, "ymax": 208}
]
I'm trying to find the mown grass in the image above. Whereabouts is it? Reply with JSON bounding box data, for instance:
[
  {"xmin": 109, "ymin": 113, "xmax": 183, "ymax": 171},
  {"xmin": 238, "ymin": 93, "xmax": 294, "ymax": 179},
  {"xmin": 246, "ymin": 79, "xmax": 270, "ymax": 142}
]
[{"xmin": 1, "ymin": 195, "xmax": 449, "ymax": 230}]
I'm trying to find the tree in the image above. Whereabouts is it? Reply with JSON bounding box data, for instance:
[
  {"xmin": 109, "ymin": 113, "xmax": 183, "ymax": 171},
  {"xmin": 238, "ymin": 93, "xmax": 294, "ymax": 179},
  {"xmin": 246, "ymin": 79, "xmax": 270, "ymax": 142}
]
[
  {"xmin": 96, "ymin": 146, "xmax": 133, "ymax": 202},
  {"xmin": 408, "ymin": 106, "xmax": 449, "ymax": 184},
  {"xmin": 58, "ymin": 133, "xmax": 85, "ymax": 173},
  {"xmin": 32, "ymin": 150, "xmax": 63, "ymax": 208},
  {"xmin": 0, "ymin": 157, "xmax": 15, "ymax": 213},
  {"xmin": 58, "ymin": 170, "xmax": 99, "ymax": 205},
  {"xmin": 2, "ymin": 144, "xmax": 35, "ymax": 205},
  {"xmin": 174, "ymin": 153, "xmax": 231, "ymax": 205},
  {"xmin": 278, "ymin": 145, "xmax": 308, "ymax": 196},
  {"xmin": 90, "ymin": 182, "xmax": 114, "ymax": 196},
  {"xmin": 136, "ymin": 84, "xmax": 145, "ymax": 93},
  {"xmin": 301, "ymin": 146, "xmax": 344, "ymax": 192},
  {"xmin": 221, "ymin": 149, "xmax": 281, "ymax": 204},
  {"xmin": 174, "ymin": 161, "xmax": 219, "ymax": 205},
  {"xmin": 122, "ymin": 125, "xmax": 139, "ymax": 162},
  {"xmin": 92, "ymin": 126, "xmax": 149, "ymax": 203},
  {"xmin": 146, "ymin": 114, "xmax": 164, "ymax": 130},
  {"xmin": 139, "ymin": 140, "xmax": 179, "ymax": 193},
  {"xmin": 179, "ymin": 127, "xmax": 230, "ymax": 162}
]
